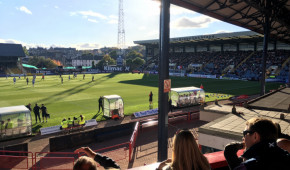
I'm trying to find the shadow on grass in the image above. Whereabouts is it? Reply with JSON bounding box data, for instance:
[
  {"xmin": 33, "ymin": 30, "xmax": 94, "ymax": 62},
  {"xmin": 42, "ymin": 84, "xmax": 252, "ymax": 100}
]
[
  {"xmin": 35, "ymin": 75, "xmax": 110, "ymax": 105},
  {"xmin": 105, "ymin": 72, "xmax": 119, "ymax": 79},
  {"xmin": 32, "ymin": 124, "xmax": 43, "ymax": 133}
]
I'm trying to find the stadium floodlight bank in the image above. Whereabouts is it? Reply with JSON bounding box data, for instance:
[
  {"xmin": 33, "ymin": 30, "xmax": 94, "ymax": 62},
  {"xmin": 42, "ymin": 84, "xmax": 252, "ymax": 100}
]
[
  {"xmin": 0, "ymin": 105, "xmax": 32, "ymax": 141},
  {"xmin": 103, "ymin": 95, "xmax": 124, "ymax": 119},
  {"xmin": 171, "ymin": 87, "xmax": 205, "ymax": 108}
]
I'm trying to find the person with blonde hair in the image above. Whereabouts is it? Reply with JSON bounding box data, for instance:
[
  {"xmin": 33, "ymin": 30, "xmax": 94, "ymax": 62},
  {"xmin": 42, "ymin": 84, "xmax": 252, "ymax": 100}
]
[
  {"xmin": 157, "ymin": 130, "xmax": 210, "ymax": 170},
  {"xmin": 73, "ymin": 156, "xmax": 97, "ymax": 170}
]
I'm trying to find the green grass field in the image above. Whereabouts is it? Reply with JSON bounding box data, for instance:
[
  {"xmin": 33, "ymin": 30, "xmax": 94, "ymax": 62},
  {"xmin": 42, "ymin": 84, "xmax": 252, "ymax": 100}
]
[{"xmin": 0, "ymin": 73, "xmax": 282, "ymax": 132}]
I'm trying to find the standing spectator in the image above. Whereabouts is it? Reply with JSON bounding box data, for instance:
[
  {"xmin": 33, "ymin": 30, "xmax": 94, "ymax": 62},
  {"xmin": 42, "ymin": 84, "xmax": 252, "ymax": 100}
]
[
  {"xmin": 26, "ymin": 103, "xmax": 32, "ymax": 111},
  {"xmin": 98, "ymin": 96, "xmax": 103, "ymax": 113},
  {"xmin": 26, "ymin": 77, "xmax": 29, "ymax": 85},
  {"xmin": 33, "ymin": 104, "xmax": 41, "ymax": 123},
  {"xmin": 157, "ymin": 129, "xmax": 210, "ymax": 170},
  {"xmin": 40, "ymin": 104, "xmax": 48, "ymax": 123},
  {"xmin": 13, "ymin": 77, "xmax": 16, "ymax": 84},
  {"xmin": 224, "ymin": 117, "xmax": 290, "ymax": 170}
]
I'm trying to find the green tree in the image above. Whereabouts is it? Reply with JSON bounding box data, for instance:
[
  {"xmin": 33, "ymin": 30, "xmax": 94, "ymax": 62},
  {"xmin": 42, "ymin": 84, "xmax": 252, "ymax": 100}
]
[
  {"xmin": 28, "ymin": 56, "xmax": 57, "ymax": 69},
  {"xmin": 126, "ymin": 50, "xmax": 143, "ymax": 59},
  {"xmin": 96, "ymin": 54, "xmax": 116, "ymax": 70},
  {"xmin": 109, "ymin": 50, "xmax": 118, "ymax": 59},
  {"xmin": 23, "ymin": 46, "xmax": 29, "ymax": 56}
]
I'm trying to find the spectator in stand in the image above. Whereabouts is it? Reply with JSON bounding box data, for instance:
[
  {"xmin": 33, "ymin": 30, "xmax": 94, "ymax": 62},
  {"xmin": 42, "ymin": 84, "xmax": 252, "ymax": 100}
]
[
  {"xmin": 224, "ymin": 117, "xmax": 290, "ymax": 170},
  {"xmin": 157, "ymin": 129, "xmax": 210, "ymax": 170},
  {"xmin": 74, "ymin": 147, "xmax": 120, "ymax": 170}
]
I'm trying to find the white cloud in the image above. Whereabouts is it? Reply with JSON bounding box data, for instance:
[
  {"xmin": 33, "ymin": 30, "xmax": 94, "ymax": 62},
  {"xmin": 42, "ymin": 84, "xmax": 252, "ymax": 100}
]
[
  {"xmin": 73, "ymin": 43, "xmax": 100, "ymax": 50},
  {"xmin": 54, "ymin": 6, "xmax": 59, "ymax": 9},
  {"xmin": 107, "ymin": 19, "xmax": 118, "ymax": 24},
  {"xmin": 214, "ymin": 30, "xmax": 232, "ymax": 34},
  {"xmin": 88, "ymin": 18, "xmax": 98, "ymax": 23},
  {"xmin": 146, "ymin": 30, "xmax": 159, "ymax": 38},
  {"xmin": 109, "ymin": 15, "xmax": 118, "ymax": 19},
  {"xmin": 77, "ymin": 10, "xmax": 107, "ymax": 20},
  {"xmin": 138, "ymin": 26, "xmax": 146, "ymax": 31},
  {"xmin": 171, "ymin": 16, "xmax": 218, "ymax": 29},
  {"xmin": 171, "ymin": 5, "xmax": 195, "ymax": 15},
  {"xmin": 0, "ymin": 38, "xmax": 22, "ymax": 44},
  {"xmin": 16, "ymin": 6, "xmax": 32, "ymax": 15}
]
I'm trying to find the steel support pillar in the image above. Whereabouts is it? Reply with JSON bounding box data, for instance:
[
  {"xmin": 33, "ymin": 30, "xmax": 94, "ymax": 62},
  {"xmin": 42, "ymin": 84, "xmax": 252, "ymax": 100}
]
[
  {"xmin": 260, "ymin": 0, "xmax": 270, "ymax": 96},
  {"xmin": 158, "ymin": 0, "xmax": 170, "ymax": 162}
]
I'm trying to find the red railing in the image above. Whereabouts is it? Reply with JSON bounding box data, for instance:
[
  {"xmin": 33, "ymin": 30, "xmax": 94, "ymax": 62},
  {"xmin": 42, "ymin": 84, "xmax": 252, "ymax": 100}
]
[
  {"xmin": 129, "ymin": 121, "xmax": 139, "ymax": 162},
  {"xmin": 34, "ymin": 152, "xmax": 79, "ymax": 170},
  {"xmin": 0, "ymin": 150, "xmax": 34, "ymax": 169},
  {"xmin": 94, "ymin": 142, "xmax": 130, "ymax": 162}
]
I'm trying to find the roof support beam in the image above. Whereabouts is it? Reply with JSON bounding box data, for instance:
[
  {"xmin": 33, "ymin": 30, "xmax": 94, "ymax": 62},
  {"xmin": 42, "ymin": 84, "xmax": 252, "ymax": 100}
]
[{"xmin": 158, "ymin": 0, "xmax": 170, "ymax": 162}]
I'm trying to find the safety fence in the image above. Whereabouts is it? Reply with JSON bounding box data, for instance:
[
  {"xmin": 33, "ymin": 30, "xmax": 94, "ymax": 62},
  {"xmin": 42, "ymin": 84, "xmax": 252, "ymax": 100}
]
[
  {"xmin": 129, "ymin": 121, "xmax": 139, "ymax": 162},
  {"xmin": 0, "ymin": 122, "xmax": 140, "ymax": 170}
]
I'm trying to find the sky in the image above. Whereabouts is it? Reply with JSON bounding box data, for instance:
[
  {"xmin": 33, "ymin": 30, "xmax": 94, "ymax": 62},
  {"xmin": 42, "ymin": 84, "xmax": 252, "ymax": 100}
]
[{"xmin": 0, "ymin": 0, "xmax": 248, "ymax": 50}]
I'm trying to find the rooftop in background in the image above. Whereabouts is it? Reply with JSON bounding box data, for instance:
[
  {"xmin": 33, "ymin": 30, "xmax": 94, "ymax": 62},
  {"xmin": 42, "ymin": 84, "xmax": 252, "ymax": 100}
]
[
  {"xmin": 134, "ymin": 31, "xmax": 263, "ymax": 45},
  {"xmin": 0, "ymin": 43, "xmax": 26, "ymax": 58},
  {"xmin": 248, "ymin": 87, "xmax": 290, "ymax": 112},
  {"xmin": 171, "ymin": 0, "xmax": 290, "ymax": 44}
]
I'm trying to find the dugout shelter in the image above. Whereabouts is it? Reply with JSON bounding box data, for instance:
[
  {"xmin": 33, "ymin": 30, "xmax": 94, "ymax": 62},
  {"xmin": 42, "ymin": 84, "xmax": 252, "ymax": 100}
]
[
  {"xmin": 171, "ymin": 87, "xmax": 205, "ymax": 108},
  {"xmin": 103, "ymin": 95, "xmax": 124, "ymax": 119},
  {"xmin": 0, "ymin": 105, "xmax": 32, "ymax": 141}
]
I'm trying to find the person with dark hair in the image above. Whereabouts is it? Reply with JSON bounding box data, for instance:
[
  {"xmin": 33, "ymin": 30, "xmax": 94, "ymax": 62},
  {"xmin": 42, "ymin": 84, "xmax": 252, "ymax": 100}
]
[
  {"xmin": 26, "ymin": 103, "xmax": 32, "ymax": 111},
  {"xmin": 33, "ymin": 104, "xmax": 41, "ymax": 123},
  {"xmin": 157, "ymin": 130, "xmax": 210, "ymax": 170},
  {"xmin": 149, "ymin": 91, "xmax": 153, "ymax": 109},
  {"xmin": 98, "ymin": 96, "xmax": 103, "ymax": 113},
  {"xmin": 74, "ymin": 147, "xmax": 120, "ymax": 170},
  {"xmin": 224, "ymin": 117, "xmax": 290, "ymax": 170},
  {"xmin": 40, "ymin": 104, "xmax": 48, "ymax": 123}
]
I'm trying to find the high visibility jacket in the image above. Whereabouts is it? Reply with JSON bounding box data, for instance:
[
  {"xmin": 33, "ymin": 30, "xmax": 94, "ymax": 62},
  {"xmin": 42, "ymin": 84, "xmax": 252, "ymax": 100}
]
[
  {"xmin": 68, "ymin": 120, "xmax": 73, "ymax": 126},
  {"xmin": 61, "ymin": 120, "xmax": 68, "ymax": 129},
  {"xmin": 73, "ymin": 119, "xmax": 79, "ymax": 126},
  {"xmin": 79, "ymin": 116, "xmax": 86, "ymax": 125},
  {"xmin": 6, "ymin": 122, "xmax": 13, "ymax": 129},
  {"xmin": 1, "ymin": 124, "xmax": 5, "ymax": 130}
]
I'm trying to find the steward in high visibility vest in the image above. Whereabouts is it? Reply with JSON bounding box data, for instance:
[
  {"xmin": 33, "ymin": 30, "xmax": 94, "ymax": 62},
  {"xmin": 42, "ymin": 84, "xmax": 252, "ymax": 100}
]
[
  {"xmin": 73, "ymin": 117, "xmax": 79, "ymax": 126},
  {"xmin": 61, "ymin": 118, "xmax": 68, "ymax": 129},
  {"xmin": 18, "ymin": 113, "xmax": 25, "ymax": 127},
  {"xmin": 68, "ymin": 118, "xmax": 73, "ymax": 128},
  {"xmin": 1, "ymin": 121, "xmax": 5, "ymax": 132},
  {"xmin": 79, "ymin": 115, "xmax": 86, "ymax": 125},
  {"xmin": 5, "ymin": 119, "xmax": 13, "ymax": 129}
]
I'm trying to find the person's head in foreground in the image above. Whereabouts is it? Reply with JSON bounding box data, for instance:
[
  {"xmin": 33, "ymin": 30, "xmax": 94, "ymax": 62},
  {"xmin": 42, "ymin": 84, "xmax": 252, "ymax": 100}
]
[
  {"xmin": 73, "ymin": 156, "xmax": 97, "ymax": 170},
  {"xmin": 172, "ymin": 130, "xmax": 210, "ymax": 170},
  {"xmin": 243, "ymin": 117, "xmax": 277, "ymax": 150}
]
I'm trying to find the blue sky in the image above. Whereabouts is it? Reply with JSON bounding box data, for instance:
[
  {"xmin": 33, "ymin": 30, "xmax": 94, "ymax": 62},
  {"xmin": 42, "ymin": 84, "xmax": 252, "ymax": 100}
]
[{"xmin": 0, "ymin": 0, "xmax": 248, "ymax": 49}]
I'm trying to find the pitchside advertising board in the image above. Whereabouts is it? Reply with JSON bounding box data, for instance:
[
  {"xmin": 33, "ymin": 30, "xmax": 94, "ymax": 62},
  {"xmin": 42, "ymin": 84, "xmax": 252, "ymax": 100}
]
[{"xmin": 104, "ymin": 66, "xmax": 130, "ymax": 72}]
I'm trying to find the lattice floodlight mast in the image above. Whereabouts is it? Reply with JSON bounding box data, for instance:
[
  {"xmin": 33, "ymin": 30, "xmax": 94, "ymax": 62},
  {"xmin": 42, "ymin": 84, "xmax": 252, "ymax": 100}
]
[{"xmin": 118, "ymin": 0, "xmax": 125, "ymax": 55}]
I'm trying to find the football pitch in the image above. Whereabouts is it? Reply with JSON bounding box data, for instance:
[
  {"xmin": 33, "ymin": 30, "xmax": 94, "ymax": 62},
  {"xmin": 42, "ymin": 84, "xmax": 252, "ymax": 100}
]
[{"xmin": 0, "ymin": 73, "xmax": 282, "ymax": 132}]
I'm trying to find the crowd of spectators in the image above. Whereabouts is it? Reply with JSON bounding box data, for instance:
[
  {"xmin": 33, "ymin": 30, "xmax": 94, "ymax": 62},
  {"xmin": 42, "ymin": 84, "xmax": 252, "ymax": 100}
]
[{"xmin": 146, "ymin": 50, "xmax": 289, "ymax": 81}]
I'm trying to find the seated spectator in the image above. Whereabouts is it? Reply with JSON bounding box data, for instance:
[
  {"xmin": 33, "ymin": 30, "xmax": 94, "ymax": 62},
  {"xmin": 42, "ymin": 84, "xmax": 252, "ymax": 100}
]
[
  {"xmin": 61, "ymin": 118, "xmax": 68, "ymax": 130},
  {"xmin": 224, "ymin": 117, "xmax": 290, "ymax": 170},
  {"xmin": 74, "ymin": 147, "xmax": 120, "ymax": 170},
  {"xmin": 73, "ymin": 117, "xmax": 79, "ymax": 126},
  {"xmin": 79, "ymin": 115, "xmax": 86, "ymax": 126},
  {"xmin": 157, "ymin": 129, "xmax": 210, "ymax": 170}
]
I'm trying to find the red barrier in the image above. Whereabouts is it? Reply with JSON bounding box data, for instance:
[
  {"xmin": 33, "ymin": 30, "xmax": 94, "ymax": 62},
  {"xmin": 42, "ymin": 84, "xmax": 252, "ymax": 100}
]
[
  {"xmin": 94, "ymin": 142, "xmax": 129, "ymax": 162},
  {"xmin": 0, "ymin": 150, "xmax": 33, "ymax": 170},
  {"xmin": 34, "ymin": 152, "xmax": 79, "ymax": 170},
  {"xmin": 129, "ymin": 122, "xmax": 139, "ymax": 162}
]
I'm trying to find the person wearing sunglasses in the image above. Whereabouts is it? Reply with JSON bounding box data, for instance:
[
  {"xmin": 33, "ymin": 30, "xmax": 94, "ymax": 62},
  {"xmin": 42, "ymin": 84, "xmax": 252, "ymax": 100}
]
[{"xmin": 224, "ymin": 117, "xmax": 290, "ymax": 170}]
